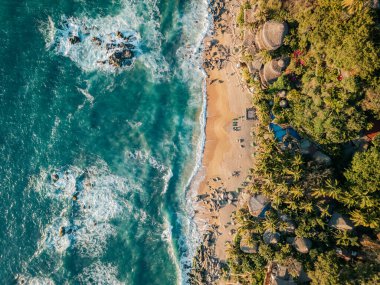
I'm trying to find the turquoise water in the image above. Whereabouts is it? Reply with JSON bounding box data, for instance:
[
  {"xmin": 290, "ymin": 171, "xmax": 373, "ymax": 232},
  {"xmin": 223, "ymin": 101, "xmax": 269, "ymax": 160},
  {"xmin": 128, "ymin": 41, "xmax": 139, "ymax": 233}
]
[{"xmin": 0, "ymin": 0, "xmax": 209, "ymax": 283}]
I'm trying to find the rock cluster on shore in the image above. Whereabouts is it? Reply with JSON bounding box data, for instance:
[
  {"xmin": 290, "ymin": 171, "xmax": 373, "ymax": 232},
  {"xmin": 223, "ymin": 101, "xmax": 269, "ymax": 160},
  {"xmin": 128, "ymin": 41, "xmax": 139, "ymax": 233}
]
[
  {"xmin": 189, "ymin": 231, "xmax": 223, "ymax": 285},
  {"xmin": 203, "ymin": 0, "xmax": 230, "ymax": 71}
]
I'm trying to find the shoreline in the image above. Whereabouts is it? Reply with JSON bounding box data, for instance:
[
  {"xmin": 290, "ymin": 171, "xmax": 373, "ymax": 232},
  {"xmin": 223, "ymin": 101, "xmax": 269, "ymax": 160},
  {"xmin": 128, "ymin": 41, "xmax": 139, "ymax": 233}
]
[{"xmin": 190, "ymin": 0, "xmax": 257, "ymax": 283}]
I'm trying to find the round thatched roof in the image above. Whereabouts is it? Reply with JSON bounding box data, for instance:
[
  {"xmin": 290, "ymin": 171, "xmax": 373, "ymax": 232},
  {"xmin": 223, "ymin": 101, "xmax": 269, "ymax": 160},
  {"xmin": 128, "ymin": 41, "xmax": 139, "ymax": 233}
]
[
  {"xmin": 255, "ymin": 21, "xmax": 288, "ymax": 51},
  {"xmin": 260, "ymin": 57, "xmax": 290, "ymax": 87}
]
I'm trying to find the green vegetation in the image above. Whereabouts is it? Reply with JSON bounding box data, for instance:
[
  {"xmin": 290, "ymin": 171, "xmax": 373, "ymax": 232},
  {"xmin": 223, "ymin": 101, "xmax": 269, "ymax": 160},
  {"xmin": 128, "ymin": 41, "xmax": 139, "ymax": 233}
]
[
  {"xmin": 249, "ymin": 0, "xmax": 380, "ymax": 150},
  {"xmin": 340, "ymin": 146, "xmax": 380, "ymax": 229},
  {"xmin": 225, "ymin": 0, "xmax": 380, "ymax": 284}
]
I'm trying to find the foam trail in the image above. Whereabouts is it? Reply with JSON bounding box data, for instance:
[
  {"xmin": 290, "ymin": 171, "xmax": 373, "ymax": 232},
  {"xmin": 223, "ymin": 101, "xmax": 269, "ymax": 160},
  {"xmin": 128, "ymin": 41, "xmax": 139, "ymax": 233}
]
[
  {"xmin": 14, "ymin": 275, "xmax": 55, "ymax": 285},
  {"xmin": 28, "ymin": 161, "xmax": 141, "ymax": 262},
  {"xmin": 76, "ymin": 262, "xmax": 123, "ymax": 285},
  {"xmin": 169, "ymin": 0, "xmax": 212, "ymax": 283}
]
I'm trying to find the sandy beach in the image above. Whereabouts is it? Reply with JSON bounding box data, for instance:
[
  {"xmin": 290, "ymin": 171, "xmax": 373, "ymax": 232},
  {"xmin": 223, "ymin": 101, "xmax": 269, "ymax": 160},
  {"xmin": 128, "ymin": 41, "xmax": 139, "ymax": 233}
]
[{"xmin": 193, "ymin": 0, "xmax": 256, "ymax": 268}]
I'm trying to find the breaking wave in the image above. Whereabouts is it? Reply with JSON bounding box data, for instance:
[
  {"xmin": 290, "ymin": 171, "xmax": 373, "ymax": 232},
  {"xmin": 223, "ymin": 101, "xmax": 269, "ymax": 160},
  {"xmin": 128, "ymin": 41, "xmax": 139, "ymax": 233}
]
[
  {"xmin": 29, "ymin": 161, "xmax": 135, "ymax": 258},
  {"xmin": 40, "ymin": 0, "xmax": 169, "ymax": 78}
]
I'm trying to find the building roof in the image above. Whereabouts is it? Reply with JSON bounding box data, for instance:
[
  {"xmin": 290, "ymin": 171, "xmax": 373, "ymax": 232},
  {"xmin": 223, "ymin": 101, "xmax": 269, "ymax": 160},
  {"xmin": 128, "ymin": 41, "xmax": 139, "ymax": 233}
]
[
  {"xmin": 270, "ymin": 263, "xmax": 296, "ymax": 285},
  {"xmin": 248, "ymin": 194, "xmax": 270, "ymax": 217},
  {"xmin": 260, "ymin": 57, "xmax": 290, "ymax": 87},
  {"xmin": 364, "ymin": 120, "xmax": 380, "ymax": 140},
  {"xmin": 328, "ymin": 213, "xmax": 354, "ymax": 231},
  {"xmin": 246, "ymin": 107, "xmax": 257, "ymax": 120},
  {"xmin": 255, "ymin": 21, "xmax": 288, "ymax": 51}
]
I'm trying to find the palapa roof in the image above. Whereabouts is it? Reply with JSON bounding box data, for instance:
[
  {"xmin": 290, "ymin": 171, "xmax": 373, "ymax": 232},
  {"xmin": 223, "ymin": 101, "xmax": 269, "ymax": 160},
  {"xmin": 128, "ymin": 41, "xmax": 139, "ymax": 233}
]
[
  {"xmin": 255, "ymin": 21, "xmax": 288, "ymax": 51},
  {"xmin": 260, "ymin": 57, "xmax": 290, "ymax": 87}
]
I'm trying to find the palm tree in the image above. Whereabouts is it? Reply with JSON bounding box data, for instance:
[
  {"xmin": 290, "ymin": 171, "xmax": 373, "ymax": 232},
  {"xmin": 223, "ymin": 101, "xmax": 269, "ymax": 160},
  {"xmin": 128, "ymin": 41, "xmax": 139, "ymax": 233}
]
[
  {"xmin": 350, "ymin": 209, "xmax": 368, "ymax": 227},
  {"xmin": 335, "ymin": 230, "xmax": 359, "ymax": 247},
  {"xmin": 290, "ymin": 185, "xmax": 304, "ymax": 200},
  {"xmin": 325, "ymin": 179, "xmax": 341, "ymax": 200},
  {"xmin": 301, "ymin": 202, "xmax": 314, "ymax": 213},
  {"xmin": 312, "ymin": 187, "xmax": 328, "ymax": 198},
  {"xmin": 317, "ymin": 204, "xmax": 331, "ymax": 218},
  {"xmin": 342, "ymin": 0, "xmax": 369, "ymax": 14}
]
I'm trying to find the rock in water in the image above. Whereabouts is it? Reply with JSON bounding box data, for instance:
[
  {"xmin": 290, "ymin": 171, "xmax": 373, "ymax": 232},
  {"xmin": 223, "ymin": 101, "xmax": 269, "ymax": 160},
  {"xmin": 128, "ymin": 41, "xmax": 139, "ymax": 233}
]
[
  {"xmin": 59, "ymin": 226, "xmax": 65, "ymax": 237},
  {"xmin": 69, "ymin": 36, "xmax": 81, "ymax": 44},
  {"xmin": 123, "ymin": 49, "xmax": 133, "ymax": 59},
  {"xmin": 91, "ymin": 37, "xmax": 102, "ymax": 46}
]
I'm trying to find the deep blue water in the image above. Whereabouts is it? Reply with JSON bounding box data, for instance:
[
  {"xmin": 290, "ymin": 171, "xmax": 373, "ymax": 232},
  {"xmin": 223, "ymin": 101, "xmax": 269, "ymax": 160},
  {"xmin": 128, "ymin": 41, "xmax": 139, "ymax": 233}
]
[{"xmin": 0, "ymin": 0, "xmax": 208, "ymax": 283}]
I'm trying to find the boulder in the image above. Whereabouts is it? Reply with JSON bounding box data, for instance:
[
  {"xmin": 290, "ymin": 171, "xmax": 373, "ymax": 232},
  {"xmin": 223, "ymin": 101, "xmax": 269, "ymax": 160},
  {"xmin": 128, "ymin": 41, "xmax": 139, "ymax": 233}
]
[
  {"xmin": 69, "ymin": 36, "xmax": 81, "ymax": 44},
  {"xmin": 59, "ymin": 227, "xmax": 65, "ymax": 237},
  {"xmin": 328, "ymin": 213, "xmax": 354, "ymax": 231},
  {"xmin": 313, "ymin": 151, "xmax": 332, "ymax": 166},
  {"xmin": 116, "ymin": 31, "xmax": 124, "ymax": 38},
  {"xmin": 123, "ymin": 49, "xmax": 133, "ymax": 59},
  {"xmin": 91, "ymin": 37, "xmax": 102, "ymax": 46},
  {"xmin": 263, "ymin": 229, "xmax": 280, "ymax": 244},
  {"xmin": 293, "ymin": 237, "xmax": 312, "ymax": 253}
]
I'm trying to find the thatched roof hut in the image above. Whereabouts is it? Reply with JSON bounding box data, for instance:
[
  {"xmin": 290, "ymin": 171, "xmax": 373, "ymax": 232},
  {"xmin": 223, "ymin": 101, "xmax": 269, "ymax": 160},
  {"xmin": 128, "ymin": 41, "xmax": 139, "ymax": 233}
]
[
  {"xmin": 260, "ymin": 57, "xmax": 290, "ymax": 87},
  {"xmin": 255, "ymin": 21, "xmax": 288, "ymax": 51}
]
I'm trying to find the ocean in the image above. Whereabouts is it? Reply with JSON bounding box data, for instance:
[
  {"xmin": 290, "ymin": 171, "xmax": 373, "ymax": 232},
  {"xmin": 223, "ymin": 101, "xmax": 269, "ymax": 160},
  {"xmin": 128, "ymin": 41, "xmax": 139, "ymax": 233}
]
[{"xmin": 0, "ymin": 0, "xmax": 209, "ymax": 284}]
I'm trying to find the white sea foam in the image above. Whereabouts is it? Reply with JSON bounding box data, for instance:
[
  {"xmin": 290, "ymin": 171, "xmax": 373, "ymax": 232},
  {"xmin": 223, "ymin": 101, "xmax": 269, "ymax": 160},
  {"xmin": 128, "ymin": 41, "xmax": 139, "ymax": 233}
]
[
  {"xmin": 126, "ymin": 150, "xmax": 168, "ymax": 173},
  {"xmin": 172, "ymin": 0, "xmax": 212, "ymax": 283},
  {"xmin": 77, "ymin": 87, "xmax": 94, "ymax": 106},
  {"xmin": 41, "ymin": 0, "xmax": 169, "ymax": 79},
  {"xmin": 76, "ymin": 262, "xmax": 123, "ymax": 285},
  {"xmin": 29, "ymin": 161, "xmax": 132, "ymax": 258},
  {"xmin": 14, "ymin": 275, "xmax": 55, "ymax": 285}
]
